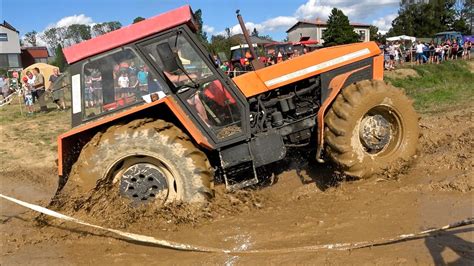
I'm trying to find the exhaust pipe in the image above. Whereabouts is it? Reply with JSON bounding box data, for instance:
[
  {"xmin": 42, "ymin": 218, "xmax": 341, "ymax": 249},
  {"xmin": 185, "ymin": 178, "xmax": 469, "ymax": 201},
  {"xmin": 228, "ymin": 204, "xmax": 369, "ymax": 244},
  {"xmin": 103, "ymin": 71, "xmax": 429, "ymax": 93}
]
[{"xmin": 236, "ymin": 10, "xmax": 264, "ymax": 71}]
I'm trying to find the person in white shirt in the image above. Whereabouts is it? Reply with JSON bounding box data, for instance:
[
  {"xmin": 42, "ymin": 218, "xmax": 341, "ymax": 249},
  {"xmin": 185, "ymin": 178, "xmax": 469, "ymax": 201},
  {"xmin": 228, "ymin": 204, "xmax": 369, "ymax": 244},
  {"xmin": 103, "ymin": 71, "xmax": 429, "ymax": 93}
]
[
  {"xmin": 117, "ymin": 72, "xmax": 130, "ymax": 98},
  {"xmin": 415, "ymin": 41, "xmax": 425, "ymax": 65}
]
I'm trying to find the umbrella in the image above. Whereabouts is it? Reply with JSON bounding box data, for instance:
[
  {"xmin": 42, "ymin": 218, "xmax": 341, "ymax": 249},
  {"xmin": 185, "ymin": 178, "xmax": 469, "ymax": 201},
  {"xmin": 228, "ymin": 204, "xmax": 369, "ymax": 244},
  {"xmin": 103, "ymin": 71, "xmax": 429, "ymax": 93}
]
[{"xmin": 386, "ymin": 35, "xmax": 416, "ymax": 42}]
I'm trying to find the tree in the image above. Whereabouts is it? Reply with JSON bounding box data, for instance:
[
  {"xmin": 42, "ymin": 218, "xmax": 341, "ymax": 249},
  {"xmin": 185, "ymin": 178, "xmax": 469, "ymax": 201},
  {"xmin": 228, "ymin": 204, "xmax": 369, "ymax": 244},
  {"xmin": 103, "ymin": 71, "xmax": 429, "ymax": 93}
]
[
  {"xmin": 388, "ymin": 0, "xmax": 471, "ymax": 37},
  {"xmin": 52, "ymin": 44, "xmax": 67, "ymax": 71},
  {"xmin": 369, "ymin": 25, "xmax": 387, "ymax": 43},
  {"xmin": 43, "ymin": 28, "xmax": 60, "ymax": 53},
  {"xmin": 208, "ymin": 34, "xmax": 240, "ymax": 60},
  {"xmin": 251, "ymin": 27, "xmax": 259, "ymax": 37},
  {"xmin": 133, "ymin": 17, "xmax": 145, "ymax": 24},
  {"xmin": 323, "ymin": 8, "xmax": 359, "ymax": 46},
  {"xmin": 66, "ymin": 24, "xmax": 91, "ymax": 44},
  {"xmin": 106, "ymin": 21, "xmax": 122, "ymax": 31},
  {"xmin": 369, "ymin": 25, "xmax": 379, "ymax": 41},
  {"xmin": 193, "ymin": 9, "xmax": 208, "ymax": 45},
  {"xmin": 91, "ymin": 22, "xmax": 122, "ymax": 37},
  {"xmin": 24, "ymin": 31, "xmax": 37, "ymax": 46}
]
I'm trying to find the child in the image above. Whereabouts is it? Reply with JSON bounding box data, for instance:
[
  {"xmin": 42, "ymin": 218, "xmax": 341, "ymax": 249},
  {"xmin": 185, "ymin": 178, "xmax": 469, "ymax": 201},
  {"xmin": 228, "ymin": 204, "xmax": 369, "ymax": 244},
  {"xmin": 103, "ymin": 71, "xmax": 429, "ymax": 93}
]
[{"xmin": 22, "ymin": 76, "xmax": 34, "ymax": 114}]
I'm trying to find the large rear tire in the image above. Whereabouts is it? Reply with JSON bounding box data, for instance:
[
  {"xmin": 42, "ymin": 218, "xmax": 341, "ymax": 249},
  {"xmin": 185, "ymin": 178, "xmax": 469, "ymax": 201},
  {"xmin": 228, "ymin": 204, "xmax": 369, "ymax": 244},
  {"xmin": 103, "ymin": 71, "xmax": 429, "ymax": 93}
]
[
  {"xmin": 60, "ymin": 119, "xmax": 213, "ymax": 206},
  {"xmin": 324, "ymin": 80, "xmax": 419, "ymax": 178}
]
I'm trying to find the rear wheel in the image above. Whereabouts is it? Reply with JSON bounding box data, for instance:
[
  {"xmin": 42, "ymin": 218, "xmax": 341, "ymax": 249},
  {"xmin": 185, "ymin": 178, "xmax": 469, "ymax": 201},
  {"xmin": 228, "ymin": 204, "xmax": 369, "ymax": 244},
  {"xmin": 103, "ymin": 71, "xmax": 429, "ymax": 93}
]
[
  {"xmin": 324, "ymin": 80, "xmax": 419, "ymax": 178},
  {"xmin": 60, "ymin": 119, "xmax": 213, "ymax": 206}
]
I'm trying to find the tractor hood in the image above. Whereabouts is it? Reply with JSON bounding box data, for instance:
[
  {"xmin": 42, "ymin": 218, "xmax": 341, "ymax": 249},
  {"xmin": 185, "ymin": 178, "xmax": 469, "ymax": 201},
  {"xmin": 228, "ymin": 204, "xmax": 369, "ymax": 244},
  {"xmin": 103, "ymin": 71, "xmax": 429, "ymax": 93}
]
[{"xmin": 232, "ymin": 41, "xmax": 382, "ymax": 98}]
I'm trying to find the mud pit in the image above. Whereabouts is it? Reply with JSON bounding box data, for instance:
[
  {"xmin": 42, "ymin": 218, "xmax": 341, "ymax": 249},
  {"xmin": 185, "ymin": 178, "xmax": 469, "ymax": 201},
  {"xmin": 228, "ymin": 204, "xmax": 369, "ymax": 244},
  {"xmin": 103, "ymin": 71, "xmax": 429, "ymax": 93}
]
[{"xmin": 1, "ymin": 105, "xmax": 473, "ymax": 264}]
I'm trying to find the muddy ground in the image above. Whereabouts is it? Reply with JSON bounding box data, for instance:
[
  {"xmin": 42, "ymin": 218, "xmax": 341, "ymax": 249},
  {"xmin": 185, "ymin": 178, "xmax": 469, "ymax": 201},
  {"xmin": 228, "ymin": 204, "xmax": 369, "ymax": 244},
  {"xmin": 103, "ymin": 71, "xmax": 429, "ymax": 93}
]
[{"xmin": 0, "ymin": 99, "xmax": 473, "ymax": 264}]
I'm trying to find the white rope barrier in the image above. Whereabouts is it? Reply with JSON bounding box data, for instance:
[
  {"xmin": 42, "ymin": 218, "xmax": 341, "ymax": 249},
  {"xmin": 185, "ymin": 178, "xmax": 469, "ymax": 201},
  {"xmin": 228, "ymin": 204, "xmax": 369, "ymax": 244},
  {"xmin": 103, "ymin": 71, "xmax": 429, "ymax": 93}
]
[
  {"xmin": 0, "ymin": 91, "xmax": 18, "ymax": 107},
  {"xmin": 1, "ymin": 193, "xmax": 472, "ymax": 254}
]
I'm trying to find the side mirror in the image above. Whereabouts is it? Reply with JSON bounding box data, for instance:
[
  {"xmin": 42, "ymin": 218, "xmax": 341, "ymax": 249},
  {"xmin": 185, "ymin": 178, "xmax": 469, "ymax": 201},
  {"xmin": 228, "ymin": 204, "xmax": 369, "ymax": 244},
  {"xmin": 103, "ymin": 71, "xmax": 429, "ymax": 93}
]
[{"xmin": 156, "ymin": 42, "xmax": 182, "ymax": 74}]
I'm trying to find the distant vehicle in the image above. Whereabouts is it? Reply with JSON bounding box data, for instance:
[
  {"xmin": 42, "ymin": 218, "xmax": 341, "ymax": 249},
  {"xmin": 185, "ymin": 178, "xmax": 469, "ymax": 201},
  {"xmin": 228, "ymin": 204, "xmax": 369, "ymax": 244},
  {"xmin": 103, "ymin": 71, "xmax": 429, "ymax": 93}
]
[
  {"xmin": 434, "ymin": 31, "xmax": 464, "ymax": 45},
  {"xmin": 265, "ymin": 40, "xmax": 319, "ymax": 65},
  {"xmin": 292, "ymin": 39, "xmax": 319, "ymax": 54},
  {"xmin": 264, "ymin": 42, "xmax": 294, "ymax": 64},
  {"xmin": 433, "ymin": 31, "xmax": 474, "ymax": 56},
  {"xmin": 229, "ymin": 43, "xmax": 267, "ymax": 76}
]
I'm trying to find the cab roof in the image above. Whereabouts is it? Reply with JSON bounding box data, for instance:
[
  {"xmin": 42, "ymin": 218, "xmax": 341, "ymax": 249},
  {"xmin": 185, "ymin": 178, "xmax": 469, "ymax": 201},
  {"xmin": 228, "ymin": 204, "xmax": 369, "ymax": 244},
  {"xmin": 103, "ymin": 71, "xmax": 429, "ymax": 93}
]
[{"xmin": 63, "ymin": 5, "xmax": 196, "ymax": 64}]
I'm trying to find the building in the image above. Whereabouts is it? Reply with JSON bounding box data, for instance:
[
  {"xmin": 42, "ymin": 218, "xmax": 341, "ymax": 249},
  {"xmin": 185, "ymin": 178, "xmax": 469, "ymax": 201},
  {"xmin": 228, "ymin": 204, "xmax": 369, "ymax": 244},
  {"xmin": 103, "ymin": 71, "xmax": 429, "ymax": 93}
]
[
  {"xmin": 286, "ymin": 18, "xmax": 371, "ymax": 44},
  {"xmin": 0, "ymin": 20, "xmax": 22, "ymax": 70},
  {"xmin": 21, "ymin": 46, "xmax": 50, "ymax": 68}
]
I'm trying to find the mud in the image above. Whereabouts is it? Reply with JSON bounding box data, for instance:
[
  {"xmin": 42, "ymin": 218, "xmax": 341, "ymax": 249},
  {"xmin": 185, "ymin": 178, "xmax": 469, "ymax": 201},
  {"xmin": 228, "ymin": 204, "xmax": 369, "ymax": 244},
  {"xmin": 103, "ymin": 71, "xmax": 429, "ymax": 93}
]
[
  {"xmin": 384, "ymin": 68, "xmax": 420, "ymax": 79},
  {"xmin": 1, "ymin": 104, "xmax": 473, "ymax": 264}
]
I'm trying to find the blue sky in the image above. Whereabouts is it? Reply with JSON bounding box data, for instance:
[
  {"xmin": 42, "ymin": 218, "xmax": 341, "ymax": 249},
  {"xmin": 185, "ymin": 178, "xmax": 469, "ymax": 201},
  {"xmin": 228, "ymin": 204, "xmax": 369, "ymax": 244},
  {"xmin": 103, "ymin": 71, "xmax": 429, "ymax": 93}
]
[{"xmin": 1, "ymin": 0, "xmax": 399, "ymax": 42}]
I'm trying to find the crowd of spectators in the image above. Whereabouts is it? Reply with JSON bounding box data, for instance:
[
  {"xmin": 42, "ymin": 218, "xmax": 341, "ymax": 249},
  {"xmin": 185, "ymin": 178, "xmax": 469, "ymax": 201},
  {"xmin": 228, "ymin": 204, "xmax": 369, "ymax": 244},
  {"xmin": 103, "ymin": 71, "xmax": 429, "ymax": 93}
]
[
  {"xmin": 382, "ymin": 39, "xmax": 472, "ymax": 70},
  {"xmin": 19, "ymin": 67, "xmax": 66, "ymax": 115}
]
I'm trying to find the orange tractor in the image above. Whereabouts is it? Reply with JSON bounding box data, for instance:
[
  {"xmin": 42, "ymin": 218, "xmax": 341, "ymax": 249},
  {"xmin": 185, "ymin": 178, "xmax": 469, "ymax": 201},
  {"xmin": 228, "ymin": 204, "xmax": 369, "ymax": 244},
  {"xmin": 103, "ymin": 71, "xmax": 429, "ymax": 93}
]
[{"xmin": 56, "ymin": 6, "xmax": 419, "ymax": 205}]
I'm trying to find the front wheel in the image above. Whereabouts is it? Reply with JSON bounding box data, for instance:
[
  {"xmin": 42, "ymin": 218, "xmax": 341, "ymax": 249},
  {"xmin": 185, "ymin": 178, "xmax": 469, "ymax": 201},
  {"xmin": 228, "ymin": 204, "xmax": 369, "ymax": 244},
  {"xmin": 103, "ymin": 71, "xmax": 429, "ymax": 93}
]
[
  {"xmin": 324, "ymin": 80, "xmax": 420, "ymax": 178},
  {"xmin": 58, "ymin": 119, "xmax": 214, "ymax": 207}
]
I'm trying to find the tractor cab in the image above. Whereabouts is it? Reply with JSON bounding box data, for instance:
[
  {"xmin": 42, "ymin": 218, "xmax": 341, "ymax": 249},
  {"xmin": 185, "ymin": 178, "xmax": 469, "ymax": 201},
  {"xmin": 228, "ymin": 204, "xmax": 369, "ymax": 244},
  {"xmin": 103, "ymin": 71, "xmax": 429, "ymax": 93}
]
[{"xmin": 63, "ymin": 6, "xmax": 249, "ymax": 145}]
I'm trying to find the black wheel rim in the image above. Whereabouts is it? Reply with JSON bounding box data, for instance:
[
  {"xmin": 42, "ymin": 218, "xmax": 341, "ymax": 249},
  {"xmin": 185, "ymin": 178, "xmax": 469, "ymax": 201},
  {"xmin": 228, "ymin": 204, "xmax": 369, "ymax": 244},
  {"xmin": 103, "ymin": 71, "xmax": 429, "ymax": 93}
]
[{"xmin": 119, "ymin": 162, "xmax": 169, "ymax": 203}]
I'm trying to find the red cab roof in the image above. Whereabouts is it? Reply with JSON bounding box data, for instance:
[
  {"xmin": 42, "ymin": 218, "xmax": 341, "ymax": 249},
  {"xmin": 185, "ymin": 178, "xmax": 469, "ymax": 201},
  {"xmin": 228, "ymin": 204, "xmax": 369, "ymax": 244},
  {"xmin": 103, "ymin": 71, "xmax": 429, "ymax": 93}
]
[{"xmin": 63, "ymin": 5, "xmax": 196, "ymax": 64}]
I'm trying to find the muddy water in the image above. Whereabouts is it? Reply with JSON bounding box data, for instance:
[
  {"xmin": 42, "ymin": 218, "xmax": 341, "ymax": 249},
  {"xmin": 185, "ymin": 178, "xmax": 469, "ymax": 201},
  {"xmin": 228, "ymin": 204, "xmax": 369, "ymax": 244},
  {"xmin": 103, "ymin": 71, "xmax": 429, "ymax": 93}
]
[{"xmin": 1, "ymin": 107, "xmax": 473, "ymax": 265}]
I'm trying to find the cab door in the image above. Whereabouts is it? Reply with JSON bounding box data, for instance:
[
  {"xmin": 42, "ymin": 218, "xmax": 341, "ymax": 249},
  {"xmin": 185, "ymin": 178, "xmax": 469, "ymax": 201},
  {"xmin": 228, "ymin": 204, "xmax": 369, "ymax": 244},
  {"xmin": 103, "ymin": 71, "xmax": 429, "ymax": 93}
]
[{"xmin": 137, "ymin": 27, "xmax": 250, "ymax": 148}]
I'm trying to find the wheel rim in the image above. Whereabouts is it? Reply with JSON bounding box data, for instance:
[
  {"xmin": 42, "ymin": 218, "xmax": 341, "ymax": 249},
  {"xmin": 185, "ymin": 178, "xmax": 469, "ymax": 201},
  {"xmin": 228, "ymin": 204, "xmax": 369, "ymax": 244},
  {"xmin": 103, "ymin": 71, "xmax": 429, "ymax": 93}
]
[
  {"xmin": 111, "ymin": 156, "xmax": 178, "ymax": 205},
  {"xmin": 119, "ymin": 162, "xmax": 169, "ymax": 203},
  {"xmin": 358, "ymin": 105, "xmax": 402, "ymax": 155}
]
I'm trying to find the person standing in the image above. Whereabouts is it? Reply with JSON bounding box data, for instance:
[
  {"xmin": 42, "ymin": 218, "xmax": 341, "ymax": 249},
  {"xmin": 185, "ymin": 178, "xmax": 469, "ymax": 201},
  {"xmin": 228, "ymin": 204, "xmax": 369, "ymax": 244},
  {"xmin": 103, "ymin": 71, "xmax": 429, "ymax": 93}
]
[
  {"xmin": 22, "ymin": 76, "xmax": 34, "ymax": 114},
  {"xmin": 32, "ymin": 67, "xmax": 47, "ymax": 112},
  {"xmin": 0, "ymin": 75, "xmax": 6, "ymax": 100},
  {"xmin": 48, "ymin": 68, "xmax": 65, "ymax": 110},
  {"xmin": 415, "ymin": 41, "xmax": 425, "ymax": 65},
  {"xmin": 451, "ymin": 39, "xmax": 459, "ymax": 60}
]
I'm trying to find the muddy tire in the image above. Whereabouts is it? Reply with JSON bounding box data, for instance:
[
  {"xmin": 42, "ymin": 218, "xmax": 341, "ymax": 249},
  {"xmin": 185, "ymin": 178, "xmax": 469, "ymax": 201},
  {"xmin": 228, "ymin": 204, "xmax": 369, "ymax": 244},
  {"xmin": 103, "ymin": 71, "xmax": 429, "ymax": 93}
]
[
  {"xmin": 61, "ymin": 118, "xmax": 213, "ymax": 206},
  {"xmin": 324, "ymin": 80, "xmax": 419, "ymax": 178}
]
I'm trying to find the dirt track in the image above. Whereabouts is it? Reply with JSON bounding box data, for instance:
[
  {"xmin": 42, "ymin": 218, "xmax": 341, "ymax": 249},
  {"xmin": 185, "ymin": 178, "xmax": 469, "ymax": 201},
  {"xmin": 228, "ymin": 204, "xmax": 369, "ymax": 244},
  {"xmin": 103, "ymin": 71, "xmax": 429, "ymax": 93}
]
[{"xmin": 0, "ymin": 102, "xmax": 473, "ymax": 264}]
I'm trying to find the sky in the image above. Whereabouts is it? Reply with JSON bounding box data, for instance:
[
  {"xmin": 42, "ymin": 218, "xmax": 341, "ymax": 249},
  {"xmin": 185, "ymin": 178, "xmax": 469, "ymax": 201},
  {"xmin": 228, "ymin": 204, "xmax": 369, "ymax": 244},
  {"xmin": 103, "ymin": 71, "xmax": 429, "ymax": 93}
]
[{"xmin": 1, "ymin": 0, "xmax": 399, "ymax": 43}]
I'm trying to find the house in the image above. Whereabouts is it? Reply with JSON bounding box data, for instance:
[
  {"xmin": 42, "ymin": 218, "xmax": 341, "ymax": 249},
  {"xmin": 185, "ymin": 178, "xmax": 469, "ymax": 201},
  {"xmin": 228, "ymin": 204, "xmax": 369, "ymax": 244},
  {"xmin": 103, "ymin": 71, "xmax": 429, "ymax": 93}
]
[
  {"xmin": 21, "ymin": 46, "xmax": 50, "ymax": 68},
  {"xmin": 286, "ymin": 18, "xmax": 371, "ymax": 44},
  {"xmin": 0, "ymin": 20, "xmax": 22, "ymax": 69}
]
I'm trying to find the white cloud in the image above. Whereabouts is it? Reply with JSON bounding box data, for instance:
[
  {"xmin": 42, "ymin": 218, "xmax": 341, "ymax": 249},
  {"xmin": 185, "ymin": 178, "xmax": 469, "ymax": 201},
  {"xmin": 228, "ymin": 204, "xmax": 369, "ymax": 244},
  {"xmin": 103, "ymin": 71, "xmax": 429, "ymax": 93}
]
[
  {"xmin": 294, "ymin": 0, "xmax": 398, "ymax": 21},
  {"xmin": 295, "ymin": 0, "xmax": 337, "ymax": 20},
  {"xmin": 48, "ymin": 14, "xmax": 94, "ymax": 29},
  {"xmin": 214, "ymin": 16, "xmax": 297, "ymax": 38},
  {"xmin": 203, "ymin": 24, "xmax": 215, "ymax": 35},
  {"xmin": 372, "ymin": 13, "xmax": 396, "ymax": 32},
  {"xmin": 211, "ymin": 0, "xmax": 398, "ymax": 39}
]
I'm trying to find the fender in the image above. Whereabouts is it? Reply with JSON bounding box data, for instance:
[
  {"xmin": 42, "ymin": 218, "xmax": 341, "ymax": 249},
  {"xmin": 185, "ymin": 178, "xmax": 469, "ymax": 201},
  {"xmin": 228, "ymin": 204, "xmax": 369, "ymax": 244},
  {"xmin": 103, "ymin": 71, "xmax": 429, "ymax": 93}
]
[
  {"xmin": 57, "ymin": 96, "xmax": 212, "ymax": 179},
  {"xmin": 316, "ymin": 64, "xmax": 374, "ymax": 163}
]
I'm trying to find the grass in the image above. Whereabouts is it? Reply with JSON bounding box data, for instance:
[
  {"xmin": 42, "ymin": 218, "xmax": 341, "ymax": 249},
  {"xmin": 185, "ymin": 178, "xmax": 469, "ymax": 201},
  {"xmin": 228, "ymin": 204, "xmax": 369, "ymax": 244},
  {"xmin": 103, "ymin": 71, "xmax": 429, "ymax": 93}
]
[
  {"xmin": 0, "ymin": 96, "xmax": 70, "ymax": 153},
  {"xmin": 385, "ymin": 60, "xmax": 474, "ymax": 112}
]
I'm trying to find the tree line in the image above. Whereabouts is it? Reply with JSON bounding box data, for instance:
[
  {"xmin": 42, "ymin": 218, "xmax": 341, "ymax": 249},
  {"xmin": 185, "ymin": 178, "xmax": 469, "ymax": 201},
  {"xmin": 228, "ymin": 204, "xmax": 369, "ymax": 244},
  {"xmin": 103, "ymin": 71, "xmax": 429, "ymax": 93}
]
[{"xmin": 388, "ymin": 0, "xmax": 472, "ymax": 37}]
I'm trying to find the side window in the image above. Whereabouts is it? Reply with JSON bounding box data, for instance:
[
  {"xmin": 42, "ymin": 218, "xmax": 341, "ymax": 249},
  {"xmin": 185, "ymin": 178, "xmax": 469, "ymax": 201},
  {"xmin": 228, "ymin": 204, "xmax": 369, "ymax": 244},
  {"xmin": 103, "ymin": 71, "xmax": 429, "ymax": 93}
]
[
  {"xmin": 82, "ymin": 48, "xmax": 165, "ymax": 118},
  {"xmin": 141, "ymin": 34, "xmax": 243, "ymax": 140}
]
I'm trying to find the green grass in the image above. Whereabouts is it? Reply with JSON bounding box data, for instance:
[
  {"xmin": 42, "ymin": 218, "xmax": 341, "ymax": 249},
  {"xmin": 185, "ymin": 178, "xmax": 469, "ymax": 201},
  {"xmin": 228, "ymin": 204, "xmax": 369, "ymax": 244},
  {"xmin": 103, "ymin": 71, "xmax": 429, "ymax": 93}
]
[{"xmin": 386, "ymin": 60, "xmax": 474, "ymax": 111}]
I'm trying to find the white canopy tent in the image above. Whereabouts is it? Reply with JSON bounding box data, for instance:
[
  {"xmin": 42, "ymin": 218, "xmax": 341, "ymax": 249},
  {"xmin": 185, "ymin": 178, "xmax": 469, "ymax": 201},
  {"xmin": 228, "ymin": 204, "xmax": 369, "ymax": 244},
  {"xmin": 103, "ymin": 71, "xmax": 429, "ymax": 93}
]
[{"xmin": 386, "ymin": 35, "xmax": 416, "ymax": 42}]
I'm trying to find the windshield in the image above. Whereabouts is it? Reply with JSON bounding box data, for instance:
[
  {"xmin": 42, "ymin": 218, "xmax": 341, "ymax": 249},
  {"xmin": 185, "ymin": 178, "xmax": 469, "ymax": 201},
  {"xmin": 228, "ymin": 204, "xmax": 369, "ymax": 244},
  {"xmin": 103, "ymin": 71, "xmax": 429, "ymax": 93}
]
[{"xmin": 142, "ymin": 34, "xmax": 213, "ymax": 88}]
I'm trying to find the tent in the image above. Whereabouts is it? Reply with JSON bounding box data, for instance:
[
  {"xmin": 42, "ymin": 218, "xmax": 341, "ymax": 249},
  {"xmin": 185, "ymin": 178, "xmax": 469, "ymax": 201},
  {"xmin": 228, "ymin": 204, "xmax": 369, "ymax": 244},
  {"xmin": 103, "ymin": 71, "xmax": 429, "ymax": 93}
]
[
  {"xmin": 386, "ymin": 35, "xmax": 416, "ymax": 42},
  {"xmin": 20, "ymin": 63, "xmax": 59, "ymax": 90}
]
